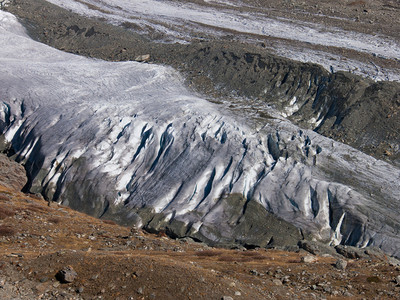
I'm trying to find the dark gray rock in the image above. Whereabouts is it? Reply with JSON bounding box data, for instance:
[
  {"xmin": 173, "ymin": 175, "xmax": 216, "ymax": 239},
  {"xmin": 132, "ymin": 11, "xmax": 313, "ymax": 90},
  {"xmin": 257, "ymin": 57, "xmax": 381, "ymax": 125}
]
[
  {"xmin": 334, "ymin": 259, "xmax": 348, "ymax": 271},
  {"xmin": 298, "ymin": 240, "xmax": 338, "ymax": 257},
  {"xmin": 364, "ymin": 246, "xmax": 387, "ymax": 260},
  {"xmin": 39, "ymin": 277, "xmax": 48, "ymax": 283},
  {"xmin": 145, "ymin": 195, "xmax": 303, "ymax": 250},
  {"xmin": 250, "ymin": 269, "xmax": 259, "ymax": 276},
  {"xmin": 56, "ymin": 266, "xmax": 77, "ymax": 283},
  {"xmin": 335, "ymin": 245, "xmax": 366, "ymax": 259}
]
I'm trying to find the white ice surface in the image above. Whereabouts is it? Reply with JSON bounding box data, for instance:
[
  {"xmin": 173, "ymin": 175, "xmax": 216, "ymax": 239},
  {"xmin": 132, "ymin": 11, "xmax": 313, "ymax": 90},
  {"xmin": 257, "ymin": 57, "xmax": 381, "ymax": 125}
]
[{"xmin": 1, "ymin": 10, "xmax": 400, "ymax": 256}]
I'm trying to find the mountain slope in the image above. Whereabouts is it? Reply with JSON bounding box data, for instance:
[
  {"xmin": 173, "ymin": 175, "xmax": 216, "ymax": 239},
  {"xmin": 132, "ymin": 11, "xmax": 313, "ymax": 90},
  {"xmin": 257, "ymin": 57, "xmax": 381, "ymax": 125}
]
[
  {"xmin": 1, "ymin": 9, "xmax": 400, "ymax": 258},
  {"xmin": 1, "ymin": 171, "xmax": 399, "ymax": 299}
]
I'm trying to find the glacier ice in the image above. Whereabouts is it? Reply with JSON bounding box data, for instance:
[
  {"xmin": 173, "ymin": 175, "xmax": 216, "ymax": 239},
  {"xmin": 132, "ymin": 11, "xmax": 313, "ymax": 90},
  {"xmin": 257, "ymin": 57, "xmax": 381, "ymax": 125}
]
[
  {"xmin": 1, "ymin": 10, "xmax": 400, "ymax": 257},
  {"xmin": 44, "ymin": 0, "xmax": 400, "ymax": 81}
]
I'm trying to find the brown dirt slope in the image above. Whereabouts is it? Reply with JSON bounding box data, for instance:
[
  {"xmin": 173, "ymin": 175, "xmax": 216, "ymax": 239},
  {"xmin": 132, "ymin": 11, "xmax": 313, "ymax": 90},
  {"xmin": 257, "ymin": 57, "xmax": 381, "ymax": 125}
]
[{"xmin": 0, "ymin": 173, "xmax": 400, "ymax": 299}]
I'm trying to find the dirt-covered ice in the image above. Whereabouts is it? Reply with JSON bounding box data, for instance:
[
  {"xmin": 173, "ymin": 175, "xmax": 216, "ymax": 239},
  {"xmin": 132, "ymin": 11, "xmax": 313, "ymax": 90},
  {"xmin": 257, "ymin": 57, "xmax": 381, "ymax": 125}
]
[{"xmin": 44, "ymin": 0, "xmax": 400, "ymax": 81}]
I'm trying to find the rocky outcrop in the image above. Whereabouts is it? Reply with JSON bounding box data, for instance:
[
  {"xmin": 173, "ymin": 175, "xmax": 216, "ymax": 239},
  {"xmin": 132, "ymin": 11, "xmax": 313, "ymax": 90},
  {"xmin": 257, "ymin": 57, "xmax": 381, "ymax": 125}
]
[
  {"xmin": 144, "ymin": 194, "xmax": 303, "ymax": 249},
  {"xmin": 0, "ymin": 153, "xmax": 26, "ymax": 191}
]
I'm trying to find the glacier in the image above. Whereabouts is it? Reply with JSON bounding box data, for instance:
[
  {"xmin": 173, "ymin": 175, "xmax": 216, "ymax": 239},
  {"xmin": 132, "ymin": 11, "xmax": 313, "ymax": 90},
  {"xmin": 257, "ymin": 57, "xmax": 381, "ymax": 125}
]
[
  {"xmin": 43, "ymin": 0, "xmax": 400, "ymax": 82},
  {"xmin": 1, "ymin": 10, "xmax": 400, "ymax": 256}
]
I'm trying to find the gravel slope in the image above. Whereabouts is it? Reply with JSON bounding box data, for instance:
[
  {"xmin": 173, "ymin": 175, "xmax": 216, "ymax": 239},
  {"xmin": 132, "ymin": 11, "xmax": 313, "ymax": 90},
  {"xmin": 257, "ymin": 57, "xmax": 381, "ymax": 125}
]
[{"xmin": 1, "ymin": 182, "xmax": 400, "ymax": 300}]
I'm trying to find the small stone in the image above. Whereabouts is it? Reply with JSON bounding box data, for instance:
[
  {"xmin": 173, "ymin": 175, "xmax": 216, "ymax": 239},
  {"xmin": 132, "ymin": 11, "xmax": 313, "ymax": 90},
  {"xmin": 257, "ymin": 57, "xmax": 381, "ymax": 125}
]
[
  {"xmin": 35, "ymin": 283, "xmax": 50, "ymax": 293},
  {"xmin": 229, "ymin": 282, "xmax": 236, "ymax": 287},
  {"xmin": 9, "ymin": 253, "xmax": 24, "ymax": 258},
  {"xmin": 76, "ymin": 286, "xmax": 84, "ymax": 293},
  {"xmin": 335, "ymin": 259, "xmax": 348, "ymax": 271},
  {"xmin": 137, "ymin": 287, "xmax": 143, "ymax": 295},
  {"xmin": 301, "ymin": 255, "xmax": 318, "ymax": 263},
  {"xmin": 221, "ymin": 296, "xmax": 233, "ymax": 300},
  {"xmin": 235, "ymin": 291, "xmax": 241, "ymax": 296},
  {"xmin": 331, "ymin": 290, "xmax": 339, "ymax": 296},
  {"xmin": 250, "ymin": 269, "xmax": 259, "ymax": 276},
  {"xmin": 395, "ymin": 275, "xmax": 400, "ymax": 286},
  {"xmin": 56, "ymin": 266, "xmax": 77, "ymax": 283},
  {"xmin": 272, "ymin": 279, "xmax": 283, "ymax": 286},
  {"xmin": 134, "ymin": 54, "xmax": 150, "ymax": 62},
  {"xmin": 282, "ymin": 276, "xmax": 290, "ymax": 284}
]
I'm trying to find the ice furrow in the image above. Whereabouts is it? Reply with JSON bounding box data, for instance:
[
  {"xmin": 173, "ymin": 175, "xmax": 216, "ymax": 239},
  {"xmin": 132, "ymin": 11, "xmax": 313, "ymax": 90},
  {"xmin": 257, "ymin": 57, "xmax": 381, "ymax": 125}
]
[{"xmin": 149, "ymin": 123, "xmax": 174, "ymax": 173}]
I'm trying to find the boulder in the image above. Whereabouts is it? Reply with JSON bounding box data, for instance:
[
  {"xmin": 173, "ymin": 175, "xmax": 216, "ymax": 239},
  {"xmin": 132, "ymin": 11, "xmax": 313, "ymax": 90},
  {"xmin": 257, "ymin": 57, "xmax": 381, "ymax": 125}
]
[
  {"xmin": 335, "ymin": 245, "xmax": 366, "ymax": 259},
  {"xmin": 298, "ymin": 240, "xmax": 338, "ymax": 257},
  {"xmin": 56, "ymin": 266, "xmax": 77, "ymax": 283},
  {"xmin": 334, "ymin": 259, "xmax": 348, "ymax": 271},
  {"xmin": 301, "ymin": 255, "xmax": 318, "ymax": 263}
]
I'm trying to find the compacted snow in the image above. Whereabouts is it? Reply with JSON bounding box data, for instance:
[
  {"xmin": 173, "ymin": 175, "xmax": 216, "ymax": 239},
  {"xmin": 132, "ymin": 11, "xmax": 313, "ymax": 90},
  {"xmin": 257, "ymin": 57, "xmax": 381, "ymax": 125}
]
[{"xmin": 1, "ymin": 10, "xmax": 400, "ymax": 256}]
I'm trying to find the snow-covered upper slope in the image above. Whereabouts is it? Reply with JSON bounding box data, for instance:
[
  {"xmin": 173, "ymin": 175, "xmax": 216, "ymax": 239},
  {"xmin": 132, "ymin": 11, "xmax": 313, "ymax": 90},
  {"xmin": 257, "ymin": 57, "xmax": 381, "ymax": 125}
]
[
  {"xmin": 1, "ymin": 10, "xmax": 400, "ymax": 256},
  {"xmin": 44, "ymin": 0, "xmax": 400, "ymax": 81}
]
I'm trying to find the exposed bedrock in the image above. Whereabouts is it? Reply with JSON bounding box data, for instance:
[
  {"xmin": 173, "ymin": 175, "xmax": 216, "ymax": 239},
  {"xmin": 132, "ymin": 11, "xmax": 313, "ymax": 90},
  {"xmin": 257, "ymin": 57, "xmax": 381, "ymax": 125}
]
[{"xmin": 0, "ymin": 153, "xmax": 27, "ymax": 191}]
